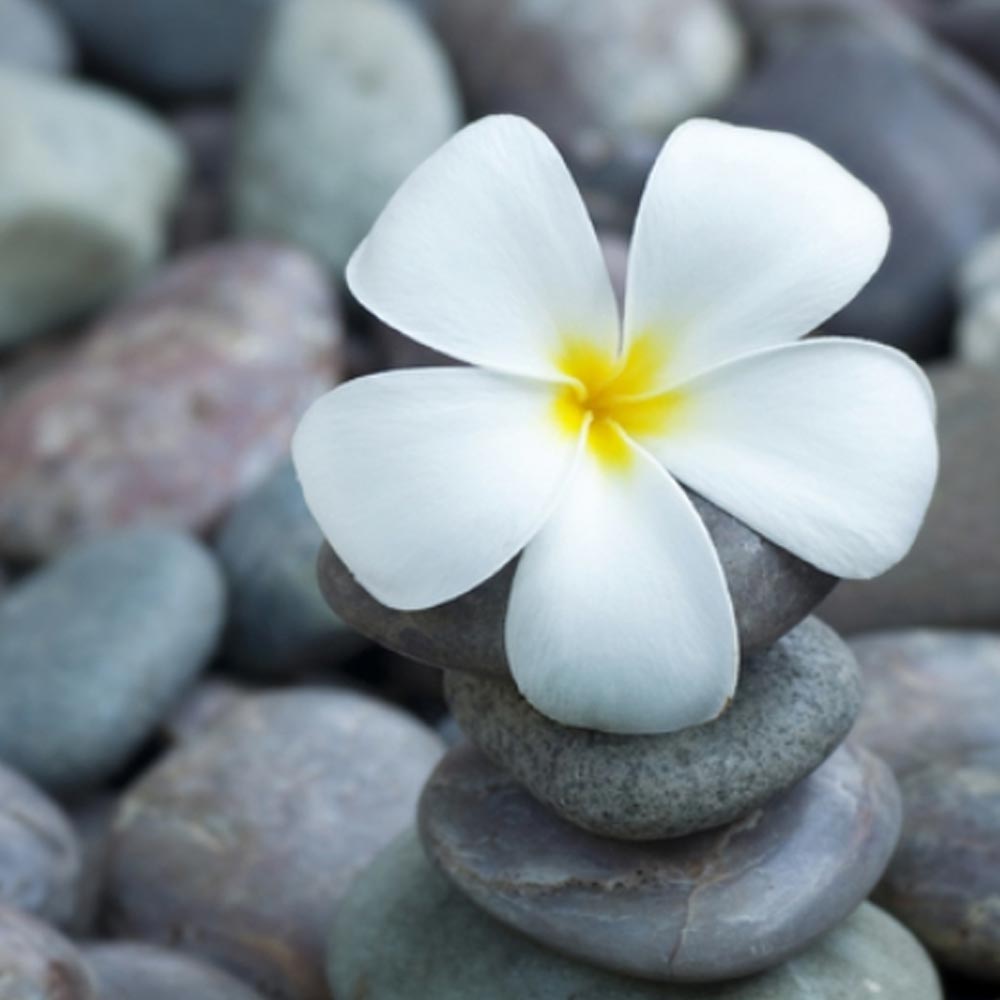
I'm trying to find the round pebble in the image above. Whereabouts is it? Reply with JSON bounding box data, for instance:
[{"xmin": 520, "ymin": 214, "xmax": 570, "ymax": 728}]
[
  {"xmin": 447, "ymin": 617, "xmax": 860, "ymax": 839},
  {"xmin": 318, "ymin": 493, "xmax": 836, "ymax": 679},
  {"xmin": 0, "ymin": 0, "xmax": 74, "ymax": 75},
  {"xmin": 419, "ymin": 742, "xmax": 900, "ymax": 982},
  {"xmin": 0, "ymin": 529, "xmax": 224, "ymax": 791},
  {"xmin": 878, "ymin": 746, "xmax": 1000, "ymax": 982},
  {"xmin": 329, "ymin": 829, "xmax": 942, "ymax": 1000},
  {"xmin": 0, "ymin": 905, "xmax": 97, "ymax": 999},
  {"xmin": 106, "ymin": 689, "xmax": 444, "ymax": 1000}
]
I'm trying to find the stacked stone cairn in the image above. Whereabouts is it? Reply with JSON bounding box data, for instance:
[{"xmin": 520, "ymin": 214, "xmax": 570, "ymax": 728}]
[{"xmin": 318, "ymin": 497, "xmax": 944, "ymax": 999}]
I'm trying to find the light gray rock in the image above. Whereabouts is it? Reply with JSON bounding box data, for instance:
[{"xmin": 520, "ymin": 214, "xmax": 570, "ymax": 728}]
[
  {"xmin": 0, "ymin": 67, "xmax": 184, "ymax": 348},
  {"xmin": 0, "ymin": 529, "xmax": 224, "ymax": 791},
  {"xmin": 418, "ymin": 742, "xmax": 901, "ymax": 982},
  {"xmin": 0, "ymin": 905, "xmax": 97, "ymax": 999},
  {"xmin": 329, "ymin": 830, "xmax": 942, "ymax": 1000},
  {"xmin": 447, "ymin": 617, "xmax": 860, "ymax": 839},
  {"xmin": 232, "ymin": 0, "xmax": 461, "ymax": 275},
  {"xmin": 106, "ymin": 690, "xmax": 444, "ymax": 1000},
  {"xmin": 956, "ymin": 229, "xmax": 1000, "ymax": 368},
  {"xmin": 0, "ymin": 0, "xmax": 74, "ymax": 74}
]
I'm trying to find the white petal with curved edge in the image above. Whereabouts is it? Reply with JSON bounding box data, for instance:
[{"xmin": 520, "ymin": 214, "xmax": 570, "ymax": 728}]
[
  {"xmin": 641, "ymin": 339, "xmax": 939, "ymax": 580},
  {"xmin": 624, "ymin": 119, "xmax": 890, "ymax": 388},
  {"xmin": 505, "ymin": 440, "xmax": 738, "ymax": 735},
  {"xmin": 347, "ymin": 116, "xmax": 620, "ymax": 380},
  {"xmin": 292, "ymin": 367, "xmax": 582, "ymax": 611}
]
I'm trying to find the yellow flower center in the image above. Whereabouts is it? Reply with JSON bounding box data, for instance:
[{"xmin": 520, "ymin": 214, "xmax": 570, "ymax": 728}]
[{"xmin": 553, "ymin": 333, "xmax": 687, "ymax": 471}]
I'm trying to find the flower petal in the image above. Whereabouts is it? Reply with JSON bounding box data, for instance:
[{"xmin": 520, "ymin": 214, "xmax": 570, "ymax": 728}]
[
  {"xmin": 505, "ymin": 438, "xmax": 738, "ymax": 735},
  {"xmin": 624, "ymin": 119, "xmax": 890, "ymax": 388},
  {"xmin": 292, "ymin": 367, "xmax": 581, "ymax": 610},
  {"xmin": 640, "ymin": 339, "xmax": 939, "ymax": 580},
  {"xmin": 347, "ymin": 115, "xmax": 620, "ymax": 380}
]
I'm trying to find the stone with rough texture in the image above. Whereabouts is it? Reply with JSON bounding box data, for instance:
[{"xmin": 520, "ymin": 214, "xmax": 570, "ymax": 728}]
[
  {"xmin": 0, "ymin": 906, "xmax": 97, "ymax": 999},
  {"xmin": 850, "ymin": 630, "xmax": 1000, "ymax": 776},
  {"xmin": 447, "ymin": 617, "xmax": 859, "ymax": 839},
  {"xmin": 318, "ymin": 493, "xmax": 836, "ymax": 678},
  {"xmin": 0, "ymin": 762, "xmax": 80, "ymax": 926},
  {"xmin": 106, "ymin": 690, "xmax": 444, "ymax": 1000},
  {"xmin": 878, "ymin": 746, "xmax": 1000, "ymax": 982},
  {"xmin": 418, "ymin": 742, "xmax": 901, "ymax": 982},
  {"xmin": 0, "ymin": 0, "xmax": 74, "ymax": 74},
  {"xmin": 216, "ymin": 460, "xmax": 366, "ymax": 677},
  {"xmin": 86, "ymin": 943, "xmax": 264, "ymax": 1000},
  {"xmin": 329, "ymin": 830, "xmax": 941, "ymax": 1000},
  {"xmin": 0, "ymin": 242, "xmax": 341, "ymax": 561},
  {"xmin": 0, "ymin": 529, "xmax": 224, "ymax": 791},
  {"xmin": 232, "ymin": 0, "xmax": 461, "ymax": 275},
  {"xmin": 0, "ymin": 67, "xmax": 184, "ymax": 348},
  {"xmin": 820, "ymin": 366, "xmax": 1000, "ymax": 632}
]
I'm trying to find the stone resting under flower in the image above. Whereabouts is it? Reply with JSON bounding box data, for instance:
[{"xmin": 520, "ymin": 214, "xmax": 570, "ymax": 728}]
[{"xmin": 292, "ymin": 114, "xmax": 939, "ymax": 736}]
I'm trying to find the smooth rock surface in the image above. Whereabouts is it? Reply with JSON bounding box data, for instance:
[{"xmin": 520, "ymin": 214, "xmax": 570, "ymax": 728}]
[
  {"xmin": 232, "ymin": 0, "xmax": 461, "ymax": 274},
  {"xmin": 106, "ymin": 690, "xmax": 444, "ymax": 1000},
  {"xmin": 318, "ymin": 493, "xmax": 836, "ymax": 678},
  {"xmin": 0, "ymin": 67, "xmax": 184, "ymax": 348},
  {"xmin": 956, "ymin": 228, "xmax": 1000, "ymax": 368},
  {"xmin": 0, "ymin": 762, "xmax": 80, "ymax": 926},
  {"xmin": 0, "ymin": 529, "xmax": 224, "ymax": 791},
  {"xmin": 851, "ymin": 630, "xmax": 1000, "ymax": 776},
  {"xmin": 0, "ymin": 906, "xmax": 97, "ymax": 999},
  {"xmin": 879, "ymin": 746, "xmax": 1000, "ymax": 982},
  {"xmin": 821, "ymin": 366, "xmax": 1000, "ymax": 632},
  {"xmin": 923, "ymin": 1, "xmax": 1000, "ymax": 83},
  {"xmin": 0, "ymin": 242, "xmax": 341, "ymax": 561},
  {"xmin": 418, "ymin": 742, "xmax": 901, "ymax": 982},
  {"xmin": 330, "ymin": 830, "xmax": 942, "ymax": 1000},
  {"xmin": 216, "ymin": 460, "xmax": 366, "ymax": 676},
  {"xmin": 0, "ymin": 0, "xmax": 74, "ymax": 74},
  {"xmin": 447, "ymin": 617, "xmax": 860, "ymax": 839},
  {"xmin": 86, "ymin": 943, "xmax": 265, "ymax": 1000}
]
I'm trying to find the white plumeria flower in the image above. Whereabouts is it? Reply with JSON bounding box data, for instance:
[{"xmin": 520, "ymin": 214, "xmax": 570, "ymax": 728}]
[{"xmin": 293, "ymin": 115, "xmax": 938, "ymax": 735}]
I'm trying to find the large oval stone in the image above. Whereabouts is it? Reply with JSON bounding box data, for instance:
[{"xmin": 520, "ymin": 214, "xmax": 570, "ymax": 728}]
[
  {"xmin": 106, "ymin": 690, "xmax": 444, "ymax": 1000},
  {"xmin": 446, "ymin": 617, "xmax": 860, "ymax": 839},
  {"xmin": 0, "ymin": 905, "xmax": 97, "ymax": 1000},
  {"xmin": 878, "ymin": 746, "xmax": 1000, "ymax": 982},
  {"xmin": 418, "ymin": 742, "xmax": 900, "ymax": 982},
  {"xmin": 318, "ymin": 494, "xmax": 836, "ymax": 678},
  {"xmin": 329, "ymin": 830, "xmax": 942, "ymax": 1000},
  {"xmin": 0, "ymin": 242, "xmax": 342, "ymax": 561}
]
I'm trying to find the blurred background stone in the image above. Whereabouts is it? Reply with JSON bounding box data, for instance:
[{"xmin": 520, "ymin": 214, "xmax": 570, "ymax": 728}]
[
  {"xmin": 0, "ymin": 0, "xmax": 75, "ymax": 74},
  {"xmin": 0, "ymin": 905, "xmax": 97, "ymax": 999},
  {"xmin": 956, "ymin": 229, "xmax": 1000, "ymax": 368}
]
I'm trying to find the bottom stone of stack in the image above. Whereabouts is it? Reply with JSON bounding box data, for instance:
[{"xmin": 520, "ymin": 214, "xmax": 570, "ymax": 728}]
[{"xmin": 327, "ymin": 829, "xmax": 942, "ymax": 1000}]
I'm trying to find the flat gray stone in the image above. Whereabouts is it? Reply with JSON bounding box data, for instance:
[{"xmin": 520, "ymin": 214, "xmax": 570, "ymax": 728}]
[
  {"xmin": 418, "ymin": 742, "xmax": 901, "ymax": 982},
  {"xmin": 318, "ymin": 496, "xmax": 836, "ymax": 679},
  {"xmin": 850, "ymin": 629, "xmax": 1000, "ymax": 776},
  {"xmin": 0, "ymin": 0, "xmax": 74, "ymax": 74},
  {"xmin": 0, "ymin": 529, "xmax": 224, "ymax": 791},
  {"xmin": 878, "ymin": 746, "xmax": 1000, "ymax": 983},
  {"xmin": 0, "ymin": 905, "xmax": 97, "ymax": 999},
  {"xmin": 106, "ymin": 690, "xmax": 444, "ymax": 1000},
  {"xmin": 447, "ymin": 617, "xmax": 860, "ymax": 839},
  {"xmin": 329, "ymin": 830, "xmax": 942, "ymax": 1000}
]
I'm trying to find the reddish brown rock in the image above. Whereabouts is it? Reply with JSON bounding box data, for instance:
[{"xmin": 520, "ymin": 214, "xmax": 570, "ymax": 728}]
[{"xmin": 0, "ymin": 242, "xmax": 342, "ymax": 561}]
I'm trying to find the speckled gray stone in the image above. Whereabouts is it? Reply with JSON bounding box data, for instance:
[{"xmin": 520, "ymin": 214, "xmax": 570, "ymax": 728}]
[
  {"xmin": 106, "ymin": 690, "xmax": 444, "ymax": 1000},
  {"xmin": 318, "ymin": 495, "xmax": 836, "ymax": 679},
  {"xmin": 0, "ymin": 529, "xmax": 224, "ymax": 791},
  {"xmin": 878, "ymin": 746, "xmax": 1000, "ymax": 982},
  {"xmin": 85, "ymin": 943, "xmax": 265, "ymax": 1000},
  {"xmin": 0, "ymin": 761, "xmax": 80, "ymax": 926},
  {"xmin": 447, "ymin": 617, "xmax": 860, "ymax": 839},
  {"xmin": 418, "ymin": 742, "xmax": 901, "ymax": 982},
  {"xmin": 0, "ymin": 905, "xmax": 97, "ymax": 999},
  {"xmin": 329, "ymin": 830, "xmax": 942, "ymax": 1000},
  {"xmin": 850, "ymin": 629, "xmax": 1000, "ymax": 776}
]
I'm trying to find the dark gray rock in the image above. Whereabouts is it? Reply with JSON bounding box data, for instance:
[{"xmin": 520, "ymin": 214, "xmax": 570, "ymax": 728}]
[
  {"xmin": 318, "ymin": 495, "xmax": 836, "ymax": 678},
  {"xmin": 418, "ymin": 742, "xmax": 901, "ymax": 982},
  {"xmin": 329, "ymin": 830, "xmax": 942, "ymax": 1000},
  {"xmin": 232, "ymin": 0, "xmax": 461, "ymax": 275},
  {"xmin": 0, "ymin": 762, "xmax": 80, "ymax": 926},
  {"xmin": 106, "ymin": 690, "xmax": 444, "ymax": 1000},
  {"xmin": 821, "ymin": 366, "xmax": 1000, "ymax": 632},
  {"xmin": 447, "ymin": 617, "xmax": 860, "ymax": 839},
  {"xmin": 850, "ymin": 630, "xmax": 1000, "ymax": 776},
  {"xmin": 0, "ymin": 0, "xmax": 74, "ymax": 74},
  {"xmin": 0, "ymin": 529, "xmax": 224, "ymax": 791},
  {"xmin": 68, "ymin": 794, "xmax": 116, "ymax": 936},
  {"xmin": 923, "ymin": 2, "xmax": 1000, "ymax": 84},
  {"xmin": 216, "ymin": 460, "xmax": 367, "ymax": 677},
  {"xmin": 0, "ymin": 905, "xmax": 97, "ymax": 999},
  {"xmin": 878, "ymin": 746, "xmax": 1000, "ymax": 982},
  {"xmin": 86, "ymin": 943, "xmax": 264, "ymax": 1000}
]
